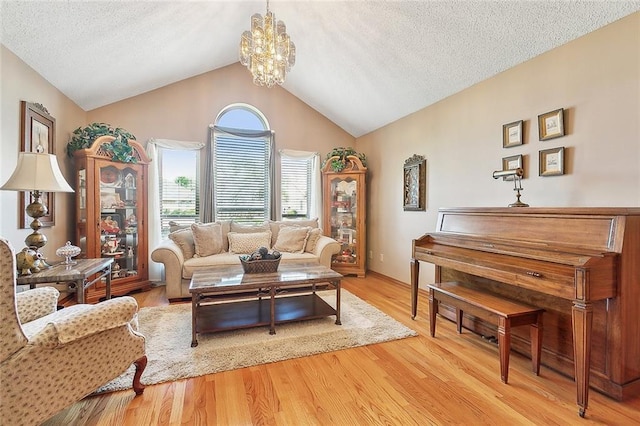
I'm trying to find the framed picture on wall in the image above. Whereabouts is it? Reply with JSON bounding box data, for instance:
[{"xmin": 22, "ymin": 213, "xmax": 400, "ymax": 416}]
[
  {"xmin": 538, "ymin": 108, "xmax": 565, "ymax": 141},
  {"xmin": 501, "ymin": 154, "xmax": 523, "ymax": 181},
  {"xmin": 403, "ymin": 154, "xmax": 426, "ymax": 211},
  {"xmin": 502, "ymin": 120, "xmax": 523, "ymax": 148},
  {"xmin": 539, "ymin": 147, "xmax": 565, "ymax": 176},
  {"xmin": 19, "ymin": 101, "xmax": 57, "ymax": 229}
]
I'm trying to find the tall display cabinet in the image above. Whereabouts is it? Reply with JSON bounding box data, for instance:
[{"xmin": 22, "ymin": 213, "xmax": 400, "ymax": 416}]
[
  {"xmin": 322, "ymin": 155, "xmax": 367, "ymax": 277},
  {"xmin": 74, "ymin": 135, "xmax": 151, "ymax": 302}
]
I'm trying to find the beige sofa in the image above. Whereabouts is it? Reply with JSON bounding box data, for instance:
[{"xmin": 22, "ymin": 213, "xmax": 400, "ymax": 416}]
[{"xmin": 151, "ymin": 219, "xmax": 341, "ymax": 300}]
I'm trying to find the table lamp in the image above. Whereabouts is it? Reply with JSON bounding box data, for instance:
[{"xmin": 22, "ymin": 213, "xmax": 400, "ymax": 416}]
[
  {"xmin": 1, "ymin": 149, "xmax": 74, "ymax": 266},
  {"xmin": 492, "ymin": 167, "xmax": 529, "ymax": 207}
]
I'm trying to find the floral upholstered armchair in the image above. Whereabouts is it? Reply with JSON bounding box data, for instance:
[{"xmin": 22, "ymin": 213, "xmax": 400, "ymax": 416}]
[{"xmin": 0, "ymin": 237, "xmax": 147, "ymax": 426}]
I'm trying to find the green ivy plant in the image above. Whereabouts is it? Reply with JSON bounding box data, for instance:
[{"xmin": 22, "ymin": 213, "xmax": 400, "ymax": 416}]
[
  {"xmin": 67, "ymin": 123, "xmax": 137, "ymax": 163},
  {"xmin": 324, "ymin": 147, "xmax": 367, "ymax": 172}
]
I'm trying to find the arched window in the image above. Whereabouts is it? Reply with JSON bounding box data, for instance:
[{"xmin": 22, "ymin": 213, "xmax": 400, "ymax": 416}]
[{"xmin": 206, "ymin": 104, "xmax": 275, "ymax": 223}]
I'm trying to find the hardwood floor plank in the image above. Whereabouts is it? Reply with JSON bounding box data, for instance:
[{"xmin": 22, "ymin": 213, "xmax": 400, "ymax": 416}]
[
  {"xmin": 39, "ymin": 276, "xmax": 640, "ymax": 425},
  {"xmin": 214, "ymin": 370, "xmax": 253, "ymax": 425},
  {"xmin": 242, "ymin": 366, "xmax": 280, "ymax": 425}
]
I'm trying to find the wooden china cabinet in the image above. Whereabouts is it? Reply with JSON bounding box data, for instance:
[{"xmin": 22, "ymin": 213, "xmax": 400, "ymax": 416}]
[
  {"xmin": 322, "ymin": 155, "xmax": 367, "ymax": 277},
  {"xmin": 74, "ymin": 135, "xmax": 151, "ymax": 302}
]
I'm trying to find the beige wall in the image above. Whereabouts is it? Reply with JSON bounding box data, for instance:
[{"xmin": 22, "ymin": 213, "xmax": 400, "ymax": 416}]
[
  {"xmin": 86, "ymin": 62, "xmax": 353, "ymax": 154},
  {"xmin": 0, "ymin": 46, "xmax": 86, "ymax": 259},
  {"xmin": 358, "ymin": 13, "xmax": 640, "ymax": 287}
]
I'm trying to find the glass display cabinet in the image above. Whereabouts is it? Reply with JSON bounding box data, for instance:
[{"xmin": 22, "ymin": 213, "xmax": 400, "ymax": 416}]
[
  {"xmin": 322, "ymin": 155, "xmax": 367, "ymax": 277},
  {"xmin": 74, "ymin": 135, "xmax": 151, "ymax": 302}
]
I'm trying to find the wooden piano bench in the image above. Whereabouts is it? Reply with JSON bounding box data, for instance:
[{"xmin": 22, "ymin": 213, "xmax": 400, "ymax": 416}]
[{"xmin": 427, "ymin": 282, "xmax": 544, "ymax": 384}]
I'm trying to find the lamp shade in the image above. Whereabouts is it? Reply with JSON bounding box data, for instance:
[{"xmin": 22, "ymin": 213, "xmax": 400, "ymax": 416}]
[{"xmin": 0, "ymin": 152, "xmax": 74, "ymax": 193}]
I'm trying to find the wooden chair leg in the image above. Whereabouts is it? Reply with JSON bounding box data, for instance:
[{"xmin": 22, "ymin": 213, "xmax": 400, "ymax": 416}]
[
  {"xmin": 133, "ymin": 355, "xmax": 147, "ymax": 395},
  {"xmin": 456, "ymin": 308, "xmax": 463, "ymax": 333}
]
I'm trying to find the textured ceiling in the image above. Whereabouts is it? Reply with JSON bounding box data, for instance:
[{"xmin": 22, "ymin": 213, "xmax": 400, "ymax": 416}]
[{"xmin": 2, "ymin": 1, "xmax": 639, "ymax": 137}]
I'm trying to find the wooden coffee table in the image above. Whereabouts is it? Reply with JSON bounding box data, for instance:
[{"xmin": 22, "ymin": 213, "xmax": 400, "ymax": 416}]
[{"xmin": 189, "ymin": 261, "xmax": 342, "ymax": 346}]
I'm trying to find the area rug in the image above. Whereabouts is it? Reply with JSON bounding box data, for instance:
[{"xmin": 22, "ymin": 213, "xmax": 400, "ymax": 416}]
[{"xmin": 97, "ymin": 289, "xmax": 417, "ymax": 393}]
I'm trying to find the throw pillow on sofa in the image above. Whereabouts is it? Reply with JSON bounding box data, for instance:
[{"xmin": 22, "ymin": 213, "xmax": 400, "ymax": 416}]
[
  {"xmin": 305, "ymin": 228, "xmax": 323, "ymax": 253},
  {"xmin": 191, "ymin": 222, "xmax": 224, "ymax": 257},
  {"xmin": 168, "ymin": 228, "xmax": 196, "ymax": 259},
  {"xmin": 228, "ymin": 231, "xmax": 272, "ymax": 254},
  {"xmin": 230, "ymin": 221, "xmax": 270, "ymax": 233},
  {"xmin": 273, "ymin": 226, "xmax": 311, "ymax": 253},
  {"xmin": 169, "ymin": 220, "xmax": 192, "ymax": 233},
  {"xmin": 269, "ymin": 218, "xmax": 319, "ymax": 247},
  {"xmin": 228, "ymin": 221, "xmax": 268, "ymax": 252}
]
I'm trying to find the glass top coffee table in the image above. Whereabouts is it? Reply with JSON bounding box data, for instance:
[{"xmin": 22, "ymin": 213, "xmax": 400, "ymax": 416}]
[{"xmin": 189, "ymin": 261, "xmax": 342, "ymax": 347}]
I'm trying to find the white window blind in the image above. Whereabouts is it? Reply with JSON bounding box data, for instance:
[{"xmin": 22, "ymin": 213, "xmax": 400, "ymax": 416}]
[
  {"xmin": 214, "ymin": 134, "xmax": 270, "ymax": 222},
  {"xmin": 281, "ymin": 156, "xmax": 311, "ymax": 219},
  {"xmin": 158, "ymin": 149, "xmax": 200, "ymax": 236}
]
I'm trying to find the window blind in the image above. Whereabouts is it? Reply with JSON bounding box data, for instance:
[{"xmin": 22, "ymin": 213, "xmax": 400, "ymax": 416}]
[
  {"xmin": 214, "ymin": 135, "xmax": 270, "ymax": 222},
  {"xmin": 158, "ymin": 149, "xmax": 200, "ymax": 236},
  {"xmin": 281, "ymin": 156, "xmax": 311, "ymax": 218}
]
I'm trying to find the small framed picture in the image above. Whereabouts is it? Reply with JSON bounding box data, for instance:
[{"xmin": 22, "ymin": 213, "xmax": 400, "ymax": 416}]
[
  {"xmin": 538, "ymin": 108, "xmax": 565, "ymax": 141},
  {"xmin": 539, "ymin": 147, "xmax": 565, "ymax": 176},
  {"xmin": 502, "ymin": 120, "xmax": 523, "ymax": 148},
  {"xmin": 501, "ymin": 154, "xmax": 523, "ymax": 181}
]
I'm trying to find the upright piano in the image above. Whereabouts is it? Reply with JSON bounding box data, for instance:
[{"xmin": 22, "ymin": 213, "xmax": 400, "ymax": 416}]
[{"xmin": 411, "ymin": 207, "xmax": 640, "ymax": 417}]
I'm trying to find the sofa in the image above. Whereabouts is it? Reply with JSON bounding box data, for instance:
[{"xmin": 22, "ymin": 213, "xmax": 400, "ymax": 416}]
[{"xmin": 151, "ymin": 218, "xmax": 341, "ymax": 300}]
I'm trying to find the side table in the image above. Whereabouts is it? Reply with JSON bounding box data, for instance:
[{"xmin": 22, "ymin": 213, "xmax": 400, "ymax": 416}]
[{"xmin": 16, "ymin": 258, "xmax": 113, "ymax": 304}]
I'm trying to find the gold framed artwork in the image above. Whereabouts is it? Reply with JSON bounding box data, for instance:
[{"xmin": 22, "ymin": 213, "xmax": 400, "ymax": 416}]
[
  {"xmin": 403, "ymin": 154, "xmax": 426, "ymax": 211},
  {"xmin": 502, "ymin": 120, "xmax": 523, "ymax": 148},
  {"xmin": 19, "ymin": 101, "xmax": 57, "ymax": 228},
  {"xmin": 539, "ymin": 147, "xmax": 565, "ymax": 176},
  {"xmin": 538, "ymin": 108, "xmax": 565, "ymax": 141},
  {"xmin": 501, "ymin": 154, "xmax": 523, "ymax": 181}
]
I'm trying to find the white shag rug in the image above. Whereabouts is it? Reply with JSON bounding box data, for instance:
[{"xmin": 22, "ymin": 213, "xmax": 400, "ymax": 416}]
[{"xmin": 97, "ymin": 289, "xmax": 417, "ymax": 393}]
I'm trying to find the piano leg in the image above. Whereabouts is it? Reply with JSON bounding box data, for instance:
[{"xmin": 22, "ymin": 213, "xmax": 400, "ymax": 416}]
[
  {"xmin": 428, "ymin": 287, "xmax": 437, "ymax": 337},
  {"xmin": 530, "ymin": 314, "xmax": 543, "ymax": 376},
  {"xmin": 572, "ymin": 300, "xmax": 593, "ymax": 418},
  {"xmin": 411, "ymin": 258, "xmax": 419, "ymax": 319}
]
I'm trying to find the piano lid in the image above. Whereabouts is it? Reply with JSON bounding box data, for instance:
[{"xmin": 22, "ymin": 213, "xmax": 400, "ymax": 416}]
[{"xmin": 427, "ymin": 207, "xmax": 640, "ymax": 254}]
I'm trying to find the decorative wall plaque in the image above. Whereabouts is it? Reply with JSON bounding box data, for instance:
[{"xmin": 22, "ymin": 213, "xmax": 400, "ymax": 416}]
[{"xmin": 403, "ymin": 154, "xmax": 426, "ymax": 211}]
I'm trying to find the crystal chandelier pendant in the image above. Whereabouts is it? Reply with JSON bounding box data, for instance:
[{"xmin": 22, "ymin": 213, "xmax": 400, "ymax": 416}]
[{"xmin": 239, "ymin": 0, "xmax": 295, "ymax": 87}]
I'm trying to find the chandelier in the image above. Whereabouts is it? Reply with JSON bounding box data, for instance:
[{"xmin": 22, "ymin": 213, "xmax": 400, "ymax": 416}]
[{"xmin": 239, "ymin": 0, "xmax": 296, "ymax": 87}]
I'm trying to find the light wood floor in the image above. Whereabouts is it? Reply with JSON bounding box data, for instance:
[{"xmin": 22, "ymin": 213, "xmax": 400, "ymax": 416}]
[{"xmin": 44, "ymin": 274, "xmax": 640, "ymax": 425}]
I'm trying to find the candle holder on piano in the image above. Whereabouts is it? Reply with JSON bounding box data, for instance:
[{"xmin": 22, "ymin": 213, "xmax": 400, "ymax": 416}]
[{"xmin": 492, "ymin": 167, "xmax": 529, "ymax": 207}]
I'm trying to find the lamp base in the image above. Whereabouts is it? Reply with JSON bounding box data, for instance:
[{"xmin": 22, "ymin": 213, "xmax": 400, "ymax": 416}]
[
  {"xmin": 508, "ymin": 191, "xmax": 529, "ymax": 208},
  {"xmin": 21, "ymin": 190, "xmax": 53, "ymax": 271}
]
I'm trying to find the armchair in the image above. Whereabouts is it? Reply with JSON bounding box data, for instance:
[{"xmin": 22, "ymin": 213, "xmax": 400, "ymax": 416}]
[{"xmin": 0, "ymin": 237, "xmax": 147, "ymax": 426}]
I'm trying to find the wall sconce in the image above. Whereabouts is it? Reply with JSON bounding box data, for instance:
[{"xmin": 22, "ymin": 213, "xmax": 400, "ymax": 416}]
[
  {"xmin": 1, "ymin": 150, "xmax": 74, "ymax": 269},
  {"xmin": 492, "ymin": 167, "xmax": 529, "ymax": 207}
]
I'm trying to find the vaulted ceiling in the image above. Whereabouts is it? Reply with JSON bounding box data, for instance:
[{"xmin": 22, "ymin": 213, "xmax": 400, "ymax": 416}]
[{"xmin": 2, "ymin": 1, "xmax": 638, "ymax": 137}]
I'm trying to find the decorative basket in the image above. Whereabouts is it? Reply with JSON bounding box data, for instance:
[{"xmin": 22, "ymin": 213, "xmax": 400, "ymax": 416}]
[{"xmin": 239, "ymin": 256, "xmax": 281, "ymax": 274}]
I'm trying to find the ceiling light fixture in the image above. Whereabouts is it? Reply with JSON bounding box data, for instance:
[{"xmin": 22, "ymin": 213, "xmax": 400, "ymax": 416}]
[{"xmin": 239, "ymin": 0, "xmax": 296, "ymax": 88}]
